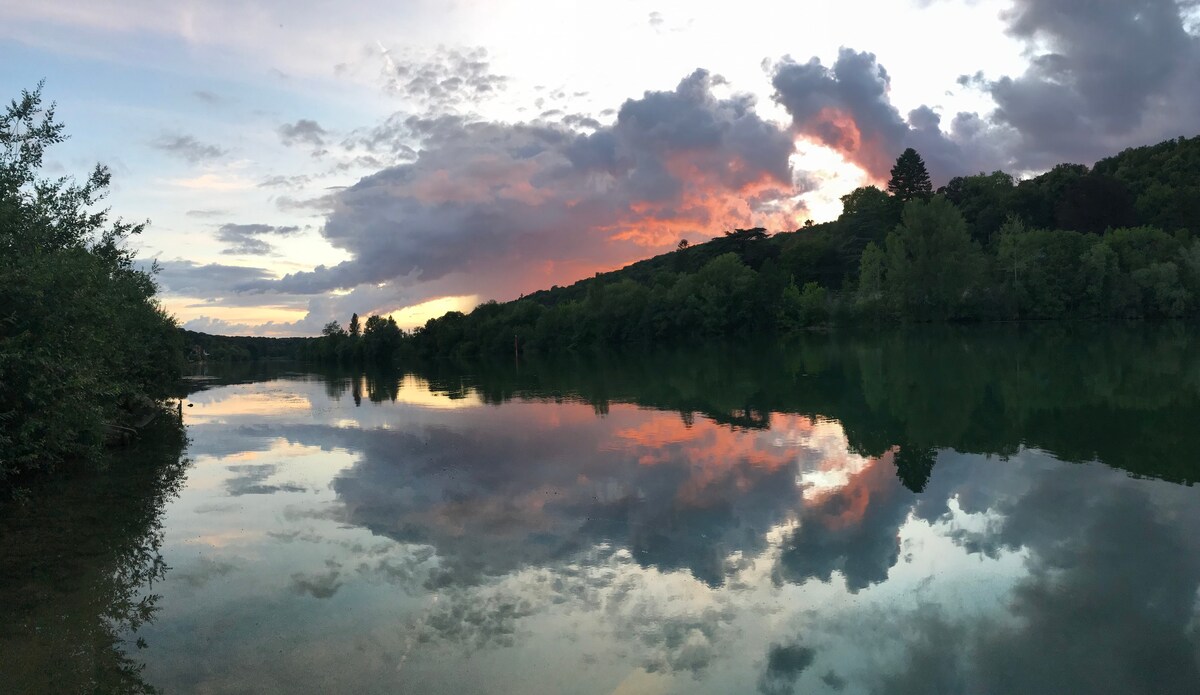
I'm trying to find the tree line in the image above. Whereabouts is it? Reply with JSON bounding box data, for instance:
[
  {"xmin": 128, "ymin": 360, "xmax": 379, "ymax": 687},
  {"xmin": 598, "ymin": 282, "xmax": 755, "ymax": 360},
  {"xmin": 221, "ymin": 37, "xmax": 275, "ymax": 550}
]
[
  {"xmin": 194, "ymin": 134, "xmax": 1200, "ymax": 367},
  {"xmin": 304, "ymin": 136, "xmax": 1200, "ymax": 363}
]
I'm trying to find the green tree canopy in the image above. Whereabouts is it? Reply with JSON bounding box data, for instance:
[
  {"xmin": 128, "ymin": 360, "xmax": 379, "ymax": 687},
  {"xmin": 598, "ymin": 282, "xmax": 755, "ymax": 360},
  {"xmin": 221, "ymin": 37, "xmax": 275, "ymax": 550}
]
[
  {"xmin": 884, "ymin": 196, "xmax": 984, "ymax": 320},
  {"xmin": 1, "ymin": 84, "xmax": 182, "ymax": 488}
]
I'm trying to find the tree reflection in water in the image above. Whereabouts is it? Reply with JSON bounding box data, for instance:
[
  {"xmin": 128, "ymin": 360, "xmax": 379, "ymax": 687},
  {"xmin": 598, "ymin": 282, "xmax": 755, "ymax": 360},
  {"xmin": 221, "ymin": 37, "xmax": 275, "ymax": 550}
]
[{"xmin": 0, "ymin": 417, "xmax": 188, "ymax": 694}]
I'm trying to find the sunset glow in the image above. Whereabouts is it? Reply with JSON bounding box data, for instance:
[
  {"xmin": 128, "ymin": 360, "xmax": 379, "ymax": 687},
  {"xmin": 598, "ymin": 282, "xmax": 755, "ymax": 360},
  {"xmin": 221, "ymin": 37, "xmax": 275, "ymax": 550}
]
[{"xmin": 5, "ymin": 0, "xmax": 1194, "ymax": 334}]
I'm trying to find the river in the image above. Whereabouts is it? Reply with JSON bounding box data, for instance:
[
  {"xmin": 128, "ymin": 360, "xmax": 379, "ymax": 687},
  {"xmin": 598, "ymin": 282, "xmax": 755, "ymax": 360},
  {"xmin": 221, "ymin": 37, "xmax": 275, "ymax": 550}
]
[{"xmin": 3, "ymin": 324, "xmax": 1200, "ymax": 693}]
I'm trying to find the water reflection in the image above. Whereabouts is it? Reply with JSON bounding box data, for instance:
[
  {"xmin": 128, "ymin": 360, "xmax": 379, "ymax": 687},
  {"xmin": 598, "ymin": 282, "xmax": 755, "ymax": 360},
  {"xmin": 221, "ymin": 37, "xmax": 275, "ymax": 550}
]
[
  {"xmin": 5, "ymin": 325, "xmax": 1200, "ymax": 693},
  {"xmin": 0, "ymin": 419, "xmax": 188, "ymax": 694}
]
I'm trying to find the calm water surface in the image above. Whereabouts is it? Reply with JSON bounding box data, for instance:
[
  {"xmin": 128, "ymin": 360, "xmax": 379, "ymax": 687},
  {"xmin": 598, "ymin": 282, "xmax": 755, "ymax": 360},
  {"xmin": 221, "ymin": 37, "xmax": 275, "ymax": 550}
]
[{"xmin": 4, "ymin": 326, "xmax": 1200, "ymax": 694}]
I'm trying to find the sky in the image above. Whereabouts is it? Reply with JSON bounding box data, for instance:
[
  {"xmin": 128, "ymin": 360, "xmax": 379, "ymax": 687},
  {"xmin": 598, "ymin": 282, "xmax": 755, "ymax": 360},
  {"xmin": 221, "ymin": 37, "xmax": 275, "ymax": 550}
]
[{"xmin": 3, "ymin": 0, "xmax": 1200, "ymax": 336}]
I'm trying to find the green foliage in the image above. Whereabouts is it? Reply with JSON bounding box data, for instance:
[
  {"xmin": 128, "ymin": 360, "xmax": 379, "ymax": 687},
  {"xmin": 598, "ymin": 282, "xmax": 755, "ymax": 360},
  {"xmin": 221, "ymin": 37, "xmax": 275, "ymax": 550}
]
[
  {"xmin": 938, "ymin": 171, "xmax": 1015, "ymax": 246},
  {"xmin": 991, "ymin": 221, "xmax": 1197, "ymax": 319},
  {"xmin": 778, "ymin": 281, "xmax": 828, "ymax": 331},
  {"xmin": 0, "ymin": 85, "xmax": 183, "ymax": 488},
  {"xmin": 361, "ymin": 314, "xmax": 403, "ymax": 362},
  {"xmin": 882, "ymin": 196, "xmax": 985, "ymax": 320},
  {"xmin": 854, "ymin": 241, "xmax": 888, "ymax": 317},
  {"xmin": 996, "ymin": 222, "xmax": 1093, "ymax": 318},
  {"xmin": 1092, "ymin": 135, "xmax": 1200, "ymax": 234},
  {"xmin": 179, "ymin": 329, "xmax": 309, "ymax": 362}
]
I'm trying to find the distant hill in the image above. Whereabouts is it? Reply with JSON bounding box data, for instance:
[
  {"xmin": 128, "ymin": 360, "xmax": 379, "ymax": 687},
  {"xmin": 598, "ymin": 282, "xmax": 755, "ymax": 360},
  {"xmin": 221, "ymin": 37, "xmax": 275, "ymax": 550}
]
[{"xmin": 233, "ymin": 134, "xmax": 1200, "ymax": 363}]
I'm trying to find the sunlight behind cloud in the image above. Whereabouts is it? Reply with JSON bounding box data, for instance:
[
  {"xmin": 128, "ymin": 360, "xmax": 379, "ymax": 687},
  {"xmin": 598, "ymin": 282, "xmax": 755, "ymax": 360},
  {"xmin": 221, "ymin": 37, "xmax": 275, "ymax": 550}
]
[
  {"xmin": 390, "ymin": 295, "xmax": 480, "ymax": 330},
  {"xmin": 167, "ymin": 173, "xmax": 257, "ymax": 191},
  {"xmin": 164, "ymin": 298, "xmax": 308, "ymax": 327}
]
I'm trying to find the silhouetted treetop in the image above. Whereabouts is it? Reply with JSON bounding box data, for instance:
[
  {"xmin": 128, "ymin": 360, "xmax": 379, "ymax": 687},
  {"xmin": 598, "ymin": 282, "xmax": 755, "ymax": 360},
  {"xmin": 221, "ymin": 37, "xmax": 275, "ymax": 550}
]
[
  {"xmin": 887, "ymin": 147, "xmax": 933, "ymax": 203},
  {"xmin": 723, "ymin": 227, "xmax": 768, "ymax": 241}
]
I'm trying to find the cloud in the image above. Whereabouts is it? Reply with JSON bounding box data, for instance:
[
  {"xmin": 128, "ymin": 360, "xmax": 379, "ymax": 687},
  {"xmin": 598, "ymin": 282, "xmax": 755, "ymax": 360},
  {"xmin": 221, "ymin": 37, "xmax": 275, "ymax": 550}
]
[
  {"xmin": 258, "ymin": 174, "xmax": 312, "ymax": 189},
  {"xmin": 275, "ymin": 192, "xmax": 338, "ymax": 215},
  {"xmin": 150, "ymin": 133, "xmax": 226, "ymax": 163},
  {"xmin": 185, "ymin": 208, "xmax": 228, "ymax": 218},
  {"xmin": 177, "ymin": 280, "xmax": 419, "ymax": 337},
  {"xmin": 242, "ymin": 69, "xmax": 803, "ymax": 301},
  {"xmin": 215, "ymin": 222, "xmax": 302, "ymax": 256},
  {"xmin": 626, "ymin": 604, "xmax": 732, "ymax": 674},
  {"xmin": 224, "ymin": 463, "xmax": 309, "ymax": 496},
  {"xmin": 173, "ymin": 556, "xmax": 239, "ymax": 588},
  {"xmin": 984, "ymin": 0, "xmax": 1200, "ymax": 169},
  {"xmin": 192, "ymin": 90, "xmax": 222, "ymax": 104},
  {"xmin": 874, "ymin": 460, "xmax": 1200, "ymax": 694},
  {"xmin": 278, "ymin": 119, "xmax": 327, "ymax": 148},
  {"xmin": 377, "ymin": 45, "xmax": 508, "ymax": 113},
  {"xmin": 148, "ymin": 259, "xmax": 276, "ymax": 299},
  {"xmin": 770, "ymin": 49, "xmax": 1011, "ymax": 183},
  {"xmin": 776, "ymin": 453, "xmax": 917, "ymax": 592},
  {"xmin": 646, "ymin": 10, "xmax": 693, "ymax": 34},
  {"xmin": 758, "ymin": 642, "xmax": 817, "ymax": 695},
  {"xmin": 290, "ymin": 563, "xmax": 343, "ymax": 599},
  {"xmin": 235, "ymin": 405, "xmax": 811, "ymax": 589},
  {"xmin": 416, "ymin": 587, "xmax": 536, "ymax": 649}
]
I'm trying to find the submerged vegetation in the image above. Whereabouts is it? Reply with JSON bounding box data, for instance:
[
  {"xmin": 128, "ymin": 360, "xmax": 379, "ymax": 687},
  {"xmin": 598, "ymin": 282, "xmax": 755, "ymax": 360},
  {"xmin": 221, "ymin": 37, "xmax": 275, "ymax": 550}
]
[{"xmin": 0, "ymin": 86, "xmax": 183, "ymax": 491}]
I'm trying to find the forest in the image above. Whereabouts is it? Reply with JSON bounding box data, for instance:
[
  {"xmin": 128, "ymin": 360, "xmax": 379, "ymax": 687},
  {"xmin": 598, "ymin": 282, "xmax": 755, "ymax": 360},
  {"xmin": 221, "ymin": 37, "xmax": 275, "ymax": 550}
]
[{"xmin": 298, "ymin": 134, "xmax": 1200, "ymax": 363}]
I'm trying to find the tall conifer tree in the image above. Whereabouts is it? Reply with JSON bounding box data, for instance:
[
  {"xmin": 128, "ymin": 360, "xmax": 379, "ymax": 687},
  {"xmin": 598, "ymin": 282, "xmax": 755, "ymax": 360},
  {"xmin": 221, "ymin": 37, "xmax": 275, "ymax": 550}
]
[{"xmin": 887, "ymin": 148, "xmax": 933, "ymax": 203}]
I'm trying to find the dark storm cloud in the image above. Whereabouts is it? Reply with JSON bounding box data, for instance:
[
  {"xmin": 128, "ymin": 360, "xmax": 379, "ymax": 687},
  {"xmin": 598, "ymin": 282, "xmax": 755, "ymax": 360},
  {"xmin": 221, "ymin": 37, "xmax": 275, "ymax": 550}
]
[
  {"xmin": 985, "ymin": 0, "xmax": 1200, "ymax": 168},
  {"xmin": 215, "ymin": 222, "xmax": 302, "ymax": 256},
  {"xmin": 241, "ymin": 69, "xmax": 800, "ymax": 297},
  {"xmin": 278, "ymin": 118, "xmax": 327, "ymax": 148},
  {"xmin": 770, "ymin": 48, "xmax": 1010, "ymax": 182},
  {"xmin": 150, "ymin": 133, "xmax": 226, "ymax": 163}
]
